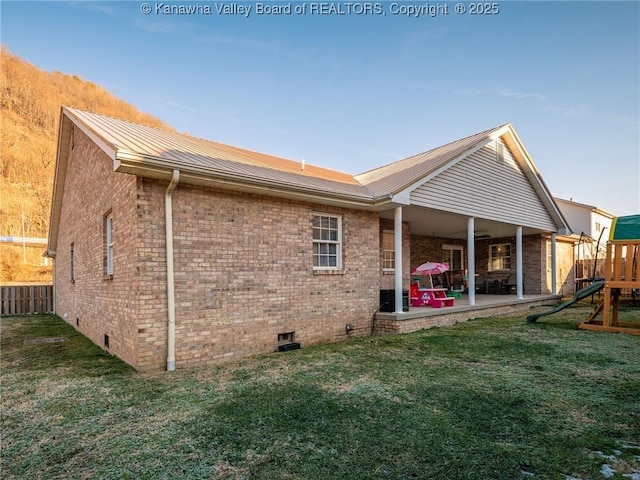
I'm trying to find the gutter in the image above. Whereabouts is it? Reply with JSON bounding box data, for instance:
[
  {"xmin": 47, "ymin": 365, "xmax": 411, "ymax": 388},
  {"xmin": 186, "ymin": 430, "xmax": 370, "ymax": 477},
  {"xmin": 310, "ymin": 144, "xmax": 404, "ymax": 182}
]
[
  {"xmin": 115, "ymin": 152, "xmax": 399, "ymax": 211},
  {"xmin": 165, "ymin": 170, "xmax": 180, "ymax": 371}
]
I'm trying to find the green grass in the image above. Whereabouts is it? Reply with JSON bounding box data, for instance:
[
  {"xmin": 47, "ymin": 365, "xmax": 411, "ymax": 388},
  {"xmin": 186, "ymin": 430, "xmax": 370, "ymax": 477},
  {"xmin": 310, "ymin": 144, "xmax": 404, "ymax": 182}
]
[{"xmin": 2, "ymin": 304, "xmax": 639, "ymax": 480}]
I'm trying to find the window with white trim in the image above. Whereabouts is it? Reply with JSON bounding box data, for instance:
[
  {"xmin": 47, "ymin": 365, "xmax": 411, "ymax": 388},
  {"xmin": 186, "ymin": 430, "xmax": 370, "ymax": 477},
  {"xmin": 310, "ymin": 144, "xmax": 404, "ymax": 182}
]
[
  {"xmin": 104, "ymin": 212, "xmax": 114, "ymax": 276},
  {"xmin": 382, "ymin": 229, "xmax": 395, "ymax": 271},
  {"xmin": 312, "ymin": 213, "xmax": 341, "ymax": 269},
  {"xmin": 489, "ymin": 243, "xmax": 511, "ymax": 271}
]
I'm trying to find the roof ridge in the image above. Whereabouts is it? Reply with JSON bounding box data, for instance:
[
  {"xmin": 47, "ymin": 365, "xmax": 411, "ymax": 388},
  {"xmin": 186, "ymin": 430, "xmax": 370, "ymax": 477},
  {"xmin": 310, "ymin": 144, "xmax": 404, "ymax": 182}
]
[
  {"xmin": 63, "ymin": 106, "xmax": 361, "ymax": 187},
  {"xmin": 355, "ymin": 123, "xmax": 508, "ymax": 178}
]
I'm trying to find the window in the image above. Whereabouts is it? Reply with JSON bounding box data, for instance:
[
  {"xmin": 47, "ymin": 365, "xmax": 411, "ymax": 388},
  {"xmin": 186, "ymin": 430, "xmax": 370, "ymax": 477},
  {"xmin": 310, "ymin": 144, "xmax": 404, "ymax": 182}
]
[
  {"xmin": 312, "ymin": 213, "xmax": 341, "ymax": 269},
  {"xmin": 442, "ymin": 244, "xmax": 464, "ymax": 292},
  {"xmin": 442, "ymin": 244, "xmax": 463, "ymax": 271},
  {"xmin": 382, "ymin": 229, "xmax": 395, "ymax": 271},
  {"xmin": 70, "ymin": 242, "xmax": 75, "ymax": 283},
  {"xmin": 489, "ymin": 243, "xmax": 511, "ymax": 271},
  {"xmin": 104, "ymin": 212, "xmax": 114, "ymax": 276}
]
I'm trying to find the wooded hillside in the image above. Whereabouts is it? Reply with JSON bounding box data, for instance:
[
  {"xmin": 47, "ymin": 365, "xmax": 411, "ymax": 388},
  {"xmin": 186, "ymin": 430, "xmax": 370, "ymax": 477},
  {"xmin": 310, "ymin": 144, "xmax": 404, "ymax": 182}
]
[{"xmin": 0, "ymin": 47, "xmax": 173, "ymax": 282}]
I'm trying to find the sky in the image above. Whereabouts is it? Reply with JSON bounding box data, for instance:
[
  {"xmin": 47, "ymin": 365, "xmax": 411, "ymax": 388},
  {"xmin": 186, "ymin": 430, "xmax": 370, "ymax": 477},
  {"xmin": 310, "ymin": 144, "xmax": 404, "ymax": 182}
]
[{"xmin": 1, "ymin": 0, "xmax": 639, "ymax": 216}]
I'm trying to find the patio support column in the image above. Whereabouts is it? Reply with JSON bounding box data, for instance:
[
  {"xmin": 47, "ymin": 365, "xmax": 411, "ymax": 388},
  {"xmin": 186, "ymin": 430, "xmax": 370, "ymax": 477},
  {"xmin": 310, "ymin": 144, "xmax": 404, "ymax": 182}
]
[
  {"xmin": 516, "ymin": 226, "xmax": 524, "ymax": 299},
  {"xmin": 551, "ymin": 233, "xmax": 557, "ymax": 295},
  {"xmin": 394, "ymin": 207, "xmax": 404, "ymax": 314},
  {"xmin": 467, "ymin": 217, "xmax": 476, "ymax": 306}
]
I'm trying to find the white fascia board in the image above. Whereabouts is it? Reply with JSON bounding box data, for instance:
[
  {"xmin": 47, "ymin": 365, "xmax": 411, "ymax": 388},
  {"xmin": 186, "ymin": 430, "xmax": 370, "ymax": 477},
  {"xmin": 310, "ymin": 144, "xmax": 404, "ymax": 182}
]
[
  {"xmin": 50, "ymin": 109, "xmax": 118, "ymax": 252},
  {"xmin": 62, "ymin": 107, "xmax": 118, "ymax": 163},
  {"xmin": 500, "ymin": 126, "xmax": 572, "ymax": 235},
  {"xmin": 115, "ymin": 151, "xmax": 398, "ymax": 211},
  {"xmin": 392, "ymin": 137, "xmax": 494, "ymax": 201},
  {"xmin": 390, "ymin": 192, "xmax": 411, "ymax": 205}
]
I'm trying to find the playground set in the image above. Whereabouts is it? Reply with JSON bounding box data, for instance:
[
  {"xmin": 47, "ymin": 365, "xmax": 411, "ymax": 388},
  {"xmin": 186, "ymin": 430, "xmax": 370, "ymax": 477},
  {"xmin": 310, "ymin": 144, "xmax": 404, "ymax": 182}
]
[{"xmin": 527, "ymin": 214, "xmax": 640, "ymax": 335}]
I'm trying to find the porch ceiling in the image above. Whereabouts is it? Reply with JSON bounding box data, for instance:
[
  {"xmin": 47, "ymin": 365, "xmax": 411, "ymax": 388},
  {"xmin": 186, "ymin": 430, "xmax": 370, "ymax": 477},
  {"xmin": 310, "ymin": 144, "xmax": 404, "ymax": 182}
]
[{"xmin": 380, "ymin": 206, "xmax": 550, "ymax": 239}]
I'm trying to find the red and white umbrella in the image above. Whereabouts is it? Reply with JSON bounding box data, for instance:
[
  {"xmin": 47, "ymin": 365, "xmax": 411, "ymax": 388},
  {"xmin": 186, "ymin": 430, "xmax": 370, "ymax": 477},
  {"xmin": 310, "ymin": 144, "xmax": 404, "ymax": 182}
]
[{"xmin": 411, "ymin": 262, "xmax": 449, "ymax": 288}]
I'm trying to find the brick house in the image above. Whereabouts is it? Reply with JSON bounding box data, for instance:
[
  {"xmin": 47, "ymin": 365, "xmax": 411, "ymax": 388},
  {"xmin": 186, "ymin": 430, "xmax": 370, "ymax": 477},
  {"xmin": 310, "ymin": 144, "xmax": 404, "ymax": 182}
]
[{"xmin": 47, "ymin": 107, "xmax": 571, "ymax": 371}]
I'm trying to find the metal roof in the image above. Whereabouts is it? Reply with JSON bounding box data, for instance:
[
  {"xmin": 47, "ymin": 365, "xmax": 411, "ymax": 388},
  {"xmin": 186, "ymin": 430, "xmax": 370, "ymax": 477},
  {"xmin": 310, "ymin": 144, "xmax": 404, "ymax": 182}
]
[
  {"xmin": 65, "ymin": 107, "xmax": 370, "ymax": 200},
  {"xmin": 63, "ymin": 108, "xmax": 519, "ymax": 203},
  {"xmin": 48, "ymin": 108, "xmax": 572, "ymax": 254},
  {"xmin": 58, "ymin": 107, "xmax": 570, "ymax": 224},
  {"xmin": 64, "ymin": 108, "xmax": 516, "ymax": 203},
  {"xmin": 354, "ymin": 125, "xmax": 507, "ymax": 197}
]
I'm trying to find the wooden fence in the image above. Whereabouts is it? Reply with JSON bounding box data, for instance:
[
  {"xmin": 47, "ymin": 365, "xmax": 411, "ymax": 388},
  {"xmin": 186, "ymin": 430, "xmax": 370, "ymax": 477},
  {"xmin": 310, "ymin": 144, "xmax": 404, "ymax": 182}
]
[{"xmin": 1, "ymin": 284, "xmax": 54, "ymax": 315}]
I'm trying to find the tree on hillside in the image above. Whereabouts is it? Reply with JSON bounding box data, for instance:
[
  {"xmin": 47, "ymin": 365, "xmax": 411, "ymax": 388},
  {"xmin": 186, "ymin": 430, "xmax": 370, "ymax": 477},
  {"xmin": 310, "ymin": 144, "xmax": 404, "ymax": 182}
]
[{"xmin": 0, "ymin": 46, "xmax": 173, "ymax": 282}]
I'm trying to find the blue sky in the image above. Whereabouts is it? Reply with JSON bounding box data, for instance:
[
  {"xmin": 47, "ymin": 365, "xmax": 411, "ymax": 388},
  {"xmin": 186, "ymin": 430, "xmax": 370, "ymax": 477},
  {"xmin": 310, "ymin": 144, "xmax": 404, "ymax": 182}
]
[{"xmin": 2, "ymin": 0, "xmax": 639, "ymax": 216}]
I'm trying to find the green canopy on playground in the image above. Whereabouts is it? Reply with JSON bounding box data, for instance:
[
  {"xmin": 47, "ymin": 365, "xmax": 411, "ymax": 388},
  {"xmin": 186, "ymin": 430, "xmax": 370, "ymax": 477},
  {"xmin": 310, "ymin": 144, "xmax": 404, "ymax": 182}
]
[{"xmin": 610, "ymin": 214, "xmax": 640, "ymax": 241}]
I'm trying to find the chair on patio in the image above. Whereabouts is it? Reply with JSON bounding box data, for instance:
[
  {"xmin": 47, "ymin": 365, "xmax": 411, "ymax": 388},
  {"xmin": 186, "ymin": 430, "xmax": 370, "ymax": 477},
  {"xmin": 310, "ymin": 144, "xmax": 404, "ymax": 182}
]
[{"xmin": 501, "ymin": 274, "xmax": 518, "ymax": 294}]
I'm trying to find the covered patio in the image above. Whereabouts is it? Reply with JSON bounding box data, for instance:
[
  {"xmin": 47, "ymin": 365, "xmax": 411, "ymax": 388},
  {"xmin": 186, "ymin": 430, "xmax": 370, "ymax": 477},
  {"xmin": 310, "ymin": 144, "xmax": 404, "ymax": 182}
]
[
  {"xmin": 373, "ymin": 293, "xmax": 561, "ymax": 335},
  {"xmin": 363, "ymin": 124, "xmax": 573, "ymax": 317}
]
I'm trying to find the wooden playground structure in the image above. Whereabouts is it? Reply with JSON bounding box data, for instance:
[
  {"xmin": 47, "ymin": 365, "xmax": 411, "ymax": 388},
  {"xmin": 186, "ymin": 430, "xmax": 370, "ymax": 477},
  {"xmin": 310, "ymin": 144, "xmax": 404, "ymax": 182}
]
[{"xmin": 580, "ymin": 238, "xmax": 640, "ymax": 335}]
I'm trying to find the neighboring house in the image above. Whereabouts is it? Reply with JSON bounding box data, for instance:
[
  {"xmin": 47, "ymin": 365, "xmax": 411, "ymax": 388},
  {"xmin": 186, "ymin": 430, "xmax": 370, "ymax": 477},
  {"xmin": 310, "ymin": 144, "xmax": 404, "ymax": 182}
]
[
  {"xmin": 555, "ymin": 198, "xmax": 615, "ymax": 280},
  {"xmin": 47, "ymin": 107, "xmax": 571, "ymax": 371}
]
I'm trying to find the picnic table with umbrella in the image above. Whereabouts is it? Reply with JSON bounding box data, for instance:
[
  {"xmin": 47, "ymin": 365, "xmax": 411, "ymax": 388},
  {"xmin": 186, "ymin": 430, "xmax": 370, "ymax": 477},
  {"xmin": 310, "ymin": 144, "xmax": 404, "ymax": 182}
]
[
  {"xmin": 411, "ymin": 262, "xmax": 450, "ymax": 288},
  {"xmin": 410, "ymin": 262, "xmax": 455, "ymax": 307}
]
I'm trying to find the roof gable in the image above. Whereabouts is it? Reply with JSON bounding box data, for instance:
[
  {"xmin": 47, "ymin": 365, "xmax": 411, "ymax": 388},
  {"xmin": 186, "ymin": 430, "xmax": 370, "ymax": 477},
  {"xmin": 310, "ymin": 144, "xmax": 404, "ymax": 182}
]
[
  {"xmin": 410, "ymin": 138, "xmax": 557, "ymax": 230},
  {"xmin": 354, "ymin": 125, "xmax": 506, "ymax": 197}
]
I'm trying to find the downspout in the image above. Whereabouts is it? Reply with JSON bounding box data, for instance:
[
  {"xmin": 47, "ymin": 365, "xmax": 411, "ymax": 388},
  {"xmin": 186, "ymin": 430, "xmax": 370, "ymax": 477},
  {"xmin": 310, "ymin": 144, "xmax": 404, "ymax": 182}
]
[
  {"xmin": 52, "ymin": 258, "xmax": 56, "ymax": 314},
  {"xmin": 165, "ymin": 170, "xmax": 180, "ymax": 371}
]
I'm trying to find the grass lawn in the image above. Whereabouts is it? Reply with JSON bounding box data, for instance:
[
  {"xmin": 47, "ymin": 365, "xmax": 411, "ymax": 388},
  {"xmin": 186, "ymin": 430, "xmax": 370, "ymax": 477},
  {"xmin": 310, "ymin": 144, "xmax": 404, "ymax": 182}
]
[{"xmin": 2, "ymin": 304, "xmax": 639, "ymax": 480}]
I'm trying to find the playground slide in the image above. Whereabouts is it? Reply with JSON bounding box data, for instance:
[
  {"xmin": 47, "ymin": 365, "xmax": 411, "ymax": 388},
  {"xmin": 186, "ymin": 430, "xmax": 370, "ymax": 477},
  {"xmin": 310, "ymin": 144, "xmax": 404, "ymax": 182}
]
[{"xmin": 525, "ymin": 281, "xmax": 605, "ymax": 323}]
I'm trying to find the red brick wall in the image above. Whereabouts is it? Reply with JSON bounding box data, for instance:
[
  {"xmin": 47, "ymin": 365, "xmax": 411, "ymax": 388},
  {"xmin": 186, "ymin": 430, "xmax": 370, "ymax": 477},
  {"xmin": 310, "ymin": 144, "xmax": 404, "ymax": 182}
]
[
  {"xmin": 53, "ymin": 127, "xmax": 140, "ymax": 368},
  {"xmin": 135, "ymin": 182, "xmax": 381, "ymax": 370},
  {"xmin": 54, "ymin": 129, "xmax": 383, "ymax": 370}
]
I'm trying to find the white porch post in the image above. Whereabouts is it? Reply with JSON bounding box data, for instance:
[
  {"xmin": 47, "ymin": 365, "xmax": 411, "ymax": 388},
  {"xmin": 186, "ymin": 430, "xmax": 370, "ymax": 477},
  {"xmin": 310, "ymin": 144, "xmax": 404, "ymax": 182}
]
[
  {"xmin": 394, "ymin": 207, "xmax": 404, "ymax": 313},
  {"xmin": 467, "ymin": 217, "xmax": 476, "ymax": 306},
  {"xmin": 516, "ymin": 226, "xmax": 524, "ymax": 299},
  {"xmin": 551, "ymin": 233, "xmax": 557, "ymax": 295}
]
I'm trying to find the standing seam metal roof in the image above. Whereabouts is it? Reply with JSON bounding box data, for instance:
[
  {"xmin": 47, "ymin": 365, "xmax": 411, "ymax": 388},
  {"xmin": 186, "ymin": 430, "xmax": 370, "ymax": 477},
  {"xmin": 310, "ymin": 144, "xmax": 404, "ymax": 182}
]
[
  {"xmin": 354, "ymin": 125, "xmax": 507, "ymax": 197},
  {"xmin": 66, "ymin": 108, "xmax": 371, "ymax": 199},
  {"xmin": 65, "ymin": 107, "xmax": 511, "ymax": 201}
]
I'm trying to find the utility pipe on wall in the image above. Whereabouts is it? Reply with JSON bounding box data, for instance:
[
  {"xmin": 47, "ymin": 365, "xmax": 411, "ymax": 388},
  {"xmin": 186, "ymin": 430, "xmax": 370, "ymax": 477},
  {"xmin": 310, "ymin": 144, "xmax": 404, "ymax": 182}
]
[{"xmin": 165, "ymin": 169, "xmax": 180, "ymax": 371}]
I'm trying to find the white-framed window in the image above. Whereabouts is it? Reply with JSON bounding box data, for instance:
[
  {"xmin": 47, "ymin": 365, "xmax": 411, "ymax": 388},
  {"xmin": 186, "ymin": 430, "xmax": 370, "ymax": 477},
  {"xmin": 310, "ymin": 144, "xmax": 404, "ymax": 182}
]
[
  {"xmin": 312, "ymin": 213, "xmax": 342, "ymax": 270},
  {"xmin": 489, "ymin": 243, "xmax": 511, "ymax": 271},
  {"xmin": 104, "ymin": 212, "xmax": 114, "ymax": 276},
  {"xmin": 382, "ymin": 229, "xmax": 395, "ymax": 271},
  {"xmin": 442, "ymin": 244, "xmax": 464, "ymax": 271}
]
